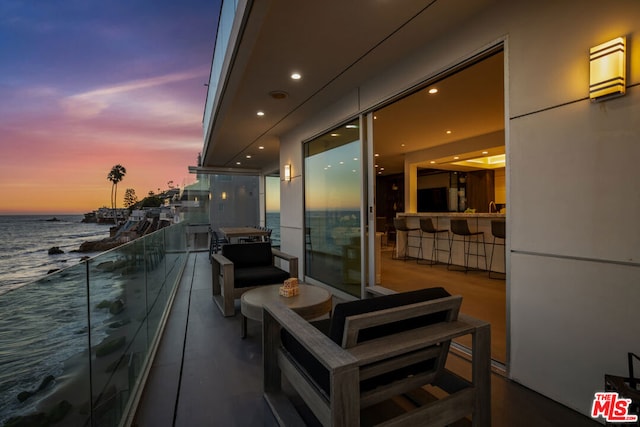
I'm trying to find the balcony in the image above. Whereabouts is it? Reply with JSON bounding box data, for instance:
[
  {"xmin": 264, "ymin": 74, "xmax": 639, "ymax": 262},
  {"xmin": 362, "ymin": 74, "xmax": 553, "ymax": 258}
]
[
  {"xmin": 1, "ymin": 226, "xmax": 599, "ymax": 426},
  {"xmin": 134, "ymin": 252, "xmax": 599, "ymax": 427}
]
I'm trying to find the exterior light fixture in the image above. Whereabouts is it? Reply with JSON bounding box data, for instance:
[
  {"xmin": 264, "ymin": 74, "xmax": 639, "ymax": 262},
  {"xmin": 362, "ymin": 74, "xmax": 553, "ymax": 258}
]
[
  {"xmin": 590, "ymin": 37, "xmax": 626, "ymax": 101},
  {"xmin": 291, "ymin": 73, "xmax": 301, "ymax": 80},
  {"xmin": 257, "ymin": 111, "xmax": 265, "ymax": 116},
  {"xmin": 284, "ymin": 164, "xmax": 291, "ymax": 181}
]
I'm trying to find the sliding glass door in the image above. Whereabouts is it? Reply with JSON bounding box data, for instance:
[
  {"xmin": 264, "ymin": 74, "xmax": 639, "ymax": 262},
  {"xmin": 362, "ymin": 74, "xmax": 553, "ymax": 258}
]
[{"xmin": 304, "ymin": 119, "xmax": 362, "ymax": 297}]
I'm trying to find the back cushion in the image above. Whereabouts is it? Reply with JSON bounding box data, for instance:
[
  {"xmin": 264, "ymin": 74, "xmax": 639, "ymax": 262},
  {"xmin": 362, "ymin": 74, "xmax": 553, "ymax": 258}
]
[
  {"xmin": 221, "ymin": 242, "xmax": 272, "ymax": 267},
  {"xmin": 329, "ymin": 287, "xmax": 452, "ymax": 345}
]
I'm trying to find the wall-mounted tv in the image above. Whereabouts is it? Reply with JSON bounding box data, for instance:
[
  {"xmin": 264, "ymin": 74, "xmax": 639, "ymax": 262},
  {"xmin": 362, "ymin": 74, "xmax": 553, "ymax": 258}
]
[{"xmin": 417, "ymin": 187, "xmax": 448, "ymax": 212}]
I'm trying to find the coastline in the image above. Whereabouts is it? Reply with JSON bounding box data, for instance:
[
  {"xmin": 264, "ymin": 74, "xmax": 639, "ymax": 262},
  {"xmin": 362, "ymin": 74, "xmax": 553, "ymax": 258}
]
[{"xmin": 4, "ymin": 243, "xmax": 172, "ymax": 426}]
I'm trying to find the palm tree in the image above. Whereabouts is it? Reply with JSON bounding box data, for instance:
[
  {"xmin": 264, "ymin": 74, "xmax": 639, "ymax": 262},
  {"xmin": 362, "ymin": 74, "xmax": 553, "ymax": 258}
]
[{"xmin": 107, "ymin": 164, "xmax": 127, "ymax": 224}]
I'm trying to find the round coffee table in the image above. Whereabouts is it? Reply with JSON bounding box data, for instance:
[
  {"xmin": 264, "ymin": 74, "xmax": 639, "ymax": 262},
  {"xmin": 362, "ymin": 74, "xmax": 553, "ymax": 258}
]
[{"xmin": 240, "ymin": 284, "xmax": 332, "ymax": 338}]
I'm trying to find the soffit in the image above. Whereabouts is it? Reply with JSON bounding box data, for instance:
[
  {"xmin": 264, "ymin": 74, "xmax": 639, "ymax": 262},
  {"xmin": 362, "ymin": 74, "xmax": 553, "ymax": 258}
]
[{"xmin": 202, "ymin": 0, "xmax": 497, "ymax": 171}]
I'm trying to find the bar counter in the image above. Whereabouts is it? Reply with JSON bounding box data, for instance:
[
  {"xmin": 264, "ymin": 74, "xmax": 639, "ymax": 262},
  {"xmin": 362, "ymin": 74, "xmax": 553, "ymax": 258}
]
[{"xmin": 396, "ymin": 212, "xmax": 506, "ymax": 273}]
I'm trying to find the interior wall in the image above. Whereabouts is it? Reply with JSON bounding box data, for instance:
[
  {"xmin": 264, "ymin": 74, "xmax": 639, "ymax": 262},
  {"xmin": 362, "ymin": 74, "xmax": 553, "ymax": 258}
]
[
  {"xmin": 278, "ymin": 0, "xmax": 640, "ymax": 417},
  {"xmin": 494, "ymin": 168, "xmax": 505, "ymax": 204}
]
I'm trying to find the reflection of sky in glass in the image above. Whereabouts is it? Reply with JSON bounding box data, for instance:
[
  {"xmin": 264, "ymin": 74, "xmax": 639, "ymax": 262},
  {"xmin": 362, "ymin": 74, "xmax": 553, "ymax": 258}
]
[
  {"xmin": 265, "ymin": 176, "xmax": 280, "ymax": 212},
  {"xmin": 306, "ymin": 141, "xmax": 361, "ymax": 210}
]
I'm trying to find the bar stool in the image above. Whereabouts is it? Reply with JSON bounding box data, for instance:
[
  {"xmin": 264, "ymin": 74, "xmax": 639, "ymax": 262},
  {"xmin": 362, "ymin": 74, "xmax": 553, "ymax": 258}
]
[
  {"xmin": 392, "ymin": 218, "xmax": 420, "ymax": 261},
  {"xmin": 416, "ymin": 218, "xmax": 449, "ymax": 266},
  {"xmin": 447, "ymin": 219, "xmax": 487, "ymax": 272},
  {"xmin": 489, "ymin": 220, "xmax": 506, "ymax": 279}
]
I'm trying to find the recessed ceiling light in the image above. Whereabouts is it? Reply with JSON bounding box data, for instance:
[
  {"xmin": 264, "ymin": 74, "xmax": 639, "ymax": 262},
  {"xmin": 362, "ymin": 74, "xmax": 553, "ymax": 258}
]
[
  {"xmin": 345, "ymin": 124, "xmax": 358, "ymax": 129},
  {"xmin": 331, "ymin": 133, "xmax": 339, "ymax": 137},
  {"xmin": 259, "ymin": 146, "xmax": 264, "ymax": 150},
  {"xmin": 454, "ymin": 156, "xmax": 460, "ymax": 160},
  {"xmin": 401, "ymin": 144, "xmax": 405, "ymax": 147},
  {"xmin": 291, "ymin": 72, "xmax": 301, "ymax": 80},
  {"xmin": 482, "ymin": 151, "xmax": 489, "ymax": 154},
  {"xmin": 327, "ymin": 165, "xmax": 332, "ymax": 168},
  {"xmin": 428, "ymin": 88, "xmax": 438, "ymax": 94},
  {"xmin": 257, "ymin": 111, "xmax": 265, "ymax": 116},
  {"xmin": 246, "ymin": 155, "xmax": 252, "ymax": 159},
  {"xmin": 339, "ymin": 161, "xmax": 344, "ymax": 165},
  {"xmin": 380, "ymin": 167, "xmax": 385, "ymax": 171},
  {"xmin": 430, "ymin": 161, "xmax": 436, "ymax": 164},
  {"xmin": 236, "ymin": 161, "xmax": 241, "ymax": 165},
  {"xmin": 374, "ymin": 153, "xmax": 379, "ymax": 157},
  {"xmin": 446, "ymin": 130, "xmax": 452, "ymax": 134},
  {"xmin": 378, "ymin": 171, "xmax": 382, "ymax": 174},
  {"xmin": 353, "ymin": 157, "xmax": 358, "ymax": 161},
  {"xmin": 375, "ymin": 164, "xmax": 379, "ymax": 168}
]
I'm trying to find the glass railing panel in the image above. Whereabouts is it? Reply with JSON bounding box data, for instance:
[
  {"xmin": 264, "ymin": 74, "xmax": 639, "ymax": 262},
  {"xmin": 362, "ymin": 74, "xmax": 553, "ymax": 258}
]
[
  {"xmin": 203, "ymin": 0, "xmax": 240, "ymax": 136},
  {"xmin": 87, "ymin": 237, "xmax": 148, "ymax": 425},
  {"xmin": 0, "ymin": 264, "xmax": 91, "ymax": 426},
  {"xmin": 144, "ymin": 230, "xmax": 167, "ymax": 349},
  {"xmin": 1, "ymin": 222, "xmax": 188, "ymax": 426},
  {"xmin": 164, "ymin": 224, "xmax": 187, "ymax": 289}
]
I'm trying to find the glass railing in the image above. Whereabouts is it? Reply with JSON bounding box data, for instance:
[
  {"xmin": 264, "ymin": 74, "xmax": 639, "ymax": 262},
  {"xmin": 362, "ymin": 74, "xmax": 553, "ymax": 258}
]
[
  {"xmin": 203, "ymin": 0, "xmax": 240, "ymax": 137},
  {"xmin": 0, "ymin": 222, "xmax": 188, "ymax": 427}
]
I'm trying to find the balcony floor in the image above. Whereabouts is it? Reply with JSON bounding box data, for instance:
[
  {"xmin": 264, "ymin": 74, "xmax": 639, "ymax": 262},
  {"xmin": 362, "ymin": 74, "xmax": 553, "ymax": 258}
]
[{"xmin": 133, "ymin": 251, "xmax": 598, "ymax": 427}]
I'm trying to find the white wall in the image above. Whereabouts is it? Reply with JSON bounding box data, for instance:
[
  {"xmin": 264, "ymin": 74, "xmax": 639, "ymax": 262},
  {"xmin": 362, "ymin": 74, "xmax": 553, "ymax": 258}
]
[{"xmin": 278, "ymin": 0, "xmax": 640, "ymax": 417}]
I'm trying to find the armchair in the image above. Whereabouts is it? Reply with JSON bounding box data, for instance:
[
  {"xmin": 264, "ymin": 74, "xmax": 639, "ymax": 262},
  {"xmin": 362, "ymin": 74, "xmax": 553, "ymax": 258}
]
[
  {"xmin": 211, "ymin": 242, "xmax": 298, "ymax": 317},
  {"xmin": 263, "ymin": 287, "xmax": 490, "ymax": 426}
]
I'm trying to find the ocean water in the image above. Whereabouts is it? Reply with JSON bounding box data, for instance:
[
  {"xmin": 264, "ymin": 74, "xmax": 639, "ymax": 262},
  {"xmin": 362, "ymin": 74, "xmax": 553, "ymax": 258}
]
[
  {"xmin": 0, "ymin": 215, "xmax": 113, "ymax": 421},
  {"xmin": 0, "ymin": 215, "xmax": 110, "ymax": 294}
]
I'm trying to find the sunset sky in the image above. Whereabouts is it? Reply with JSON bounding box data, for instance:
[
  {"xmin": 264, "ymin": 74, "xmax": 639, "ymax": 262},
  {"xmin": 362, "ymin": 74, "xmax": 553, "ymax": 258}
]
[{"xmin": 0, "ymin": 0, "xmax": 220, "ymax": 214}]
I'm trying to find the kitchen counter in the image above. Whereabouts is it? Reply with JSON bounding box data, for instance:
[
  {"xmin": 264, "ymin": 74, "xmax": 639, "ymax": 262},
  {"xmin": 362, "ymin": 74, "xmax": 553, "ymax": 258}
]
[
  {"xmin": 400, "ymin": 212, "xmax": 505, "ymax": 218},
  {"xmin": 396, "ymin": 212, "xmax": 506, "ymax": 273}
]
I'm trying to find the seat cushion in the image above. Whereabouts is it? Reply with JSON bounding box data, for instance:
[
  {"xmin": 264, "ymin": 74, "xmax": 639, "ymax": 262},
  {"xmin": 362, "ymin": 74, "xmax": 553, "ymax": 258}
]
[
  {"xmin": 281, "ymin": 319, "xmax": 332, "ymax": 398},
  {"xmin": 222, "ymin": 242, "xmax": 272, "ymax": 268},
  {"xmin": 328, "ymin": 287, "xmax": 451, "ymax": 345},
  {"xmin": 234, "ymin": 265, "xmax": 290, "ymax": 288}
]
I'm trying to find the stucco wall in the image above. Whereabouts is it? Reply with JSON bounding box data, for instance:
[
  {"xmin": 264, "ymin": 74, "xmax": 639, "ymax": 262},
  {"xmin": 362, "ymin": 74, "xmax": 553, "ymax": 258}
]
[{"xmin": 279, "ymin": 0, "xmax": 640, "ymax": 416}]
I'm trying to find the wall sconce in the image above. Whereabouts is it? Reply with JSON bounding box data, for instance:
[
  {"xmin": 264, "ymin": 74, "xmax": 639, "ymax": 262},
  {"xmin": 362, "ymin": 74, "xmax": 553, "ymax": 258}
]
[
  {"xmin": 221, "ymin": 191, "xmax": 227, "ymax": 200},
  {"xmin": 590, "ymin": 36, "xmax": 626, "ymax": 102},
  {"xmin": 284, "ymin": 164, "xmax": 291, "ymax": 182}
]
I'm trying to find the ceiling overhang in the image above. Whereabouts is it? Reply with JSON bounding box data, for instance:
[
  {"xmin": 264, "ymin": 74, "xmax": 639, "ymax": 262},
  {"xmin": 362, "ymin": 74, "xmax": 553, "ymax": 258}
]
[{"xmin": 201, "ymin": 0, "xmax": 499, "ymax": 172}]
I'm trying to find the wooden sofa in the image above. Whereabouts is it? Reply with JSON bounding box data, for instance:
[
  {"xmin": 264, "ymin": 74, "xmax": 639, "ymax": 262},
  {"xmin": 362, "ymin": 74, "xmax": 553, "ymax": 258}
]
[
  {"xmin": 263, "ymin": 287, "xmax": 491, "ymax": 426},
  {"xmin": 211, "ymin": 242, "xmax": 298, "ymax": 317}
]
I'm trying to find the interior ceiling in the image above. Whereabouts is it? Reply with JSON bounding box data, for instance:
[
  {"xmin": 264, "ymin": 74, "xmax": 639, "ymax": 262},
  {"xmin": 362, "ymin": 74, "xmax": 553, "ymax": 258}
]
[{"xmin": 202, "ymin": 0, "xmax": 502, "ymax": 174}]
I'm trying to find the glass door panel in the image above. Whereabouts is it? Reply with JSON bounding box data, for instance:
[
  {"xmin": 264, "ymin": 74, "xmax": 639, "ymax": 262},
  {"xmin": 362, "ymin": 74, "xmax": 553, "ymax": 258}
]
[{"xmin": 304, "ymin": 119, "xmax": 361, "ymax": 297}]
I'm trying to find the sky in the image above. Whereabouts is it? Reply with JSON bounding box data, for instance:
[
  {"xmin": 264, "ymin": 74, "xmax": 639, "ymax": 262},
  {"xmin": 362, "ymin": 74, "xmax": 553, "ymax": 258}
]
[{"xmin": 0, "ymin": 0, "xmax": 220, "ymax": 214}]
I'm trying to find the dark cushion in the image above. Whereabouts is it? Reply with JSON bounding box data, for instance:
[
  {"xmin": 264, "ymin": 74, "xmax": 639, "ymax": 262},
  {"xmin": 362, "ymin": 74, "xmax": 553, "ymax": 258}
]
[
  {"xmin": 222, "ymin": 242, "xmax": 272, "ymax": 268},
  {"xmin": 329, "ymin": 287, "xmax": 451, "ymax": 345},
  {"xmin": 280, "ymin": 319, "xmax": 332, "ymax": 399},
  {"xmin": 281, "ymin": 287, "xmax": 452, "ymax": 397},
  {"xmin": 234, "ymin": 265, "xmax": 290, "ymax": 288}
]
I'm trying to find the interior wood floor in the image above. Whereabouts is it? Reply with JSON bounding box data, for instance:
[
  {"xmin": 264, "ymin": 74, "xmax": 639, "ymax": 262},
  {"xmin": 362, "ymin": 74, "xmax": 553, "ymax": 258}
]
[{"xmin": 379, "ymin": 246, "xmax": 507, "ymax": 363}]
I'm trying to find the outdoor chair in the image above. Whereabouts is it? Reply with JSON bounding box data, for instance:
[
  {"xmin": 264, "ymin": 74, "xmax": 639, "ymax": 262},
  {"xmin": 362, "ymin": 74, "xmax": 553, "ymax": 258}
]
[
  {"xmin": 263, "ymin": 287, "xmax": 491, "ymax": 426},
  {"xmin": 211, "ymin": 242, "xmax": 298, "ymax": 316}
]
